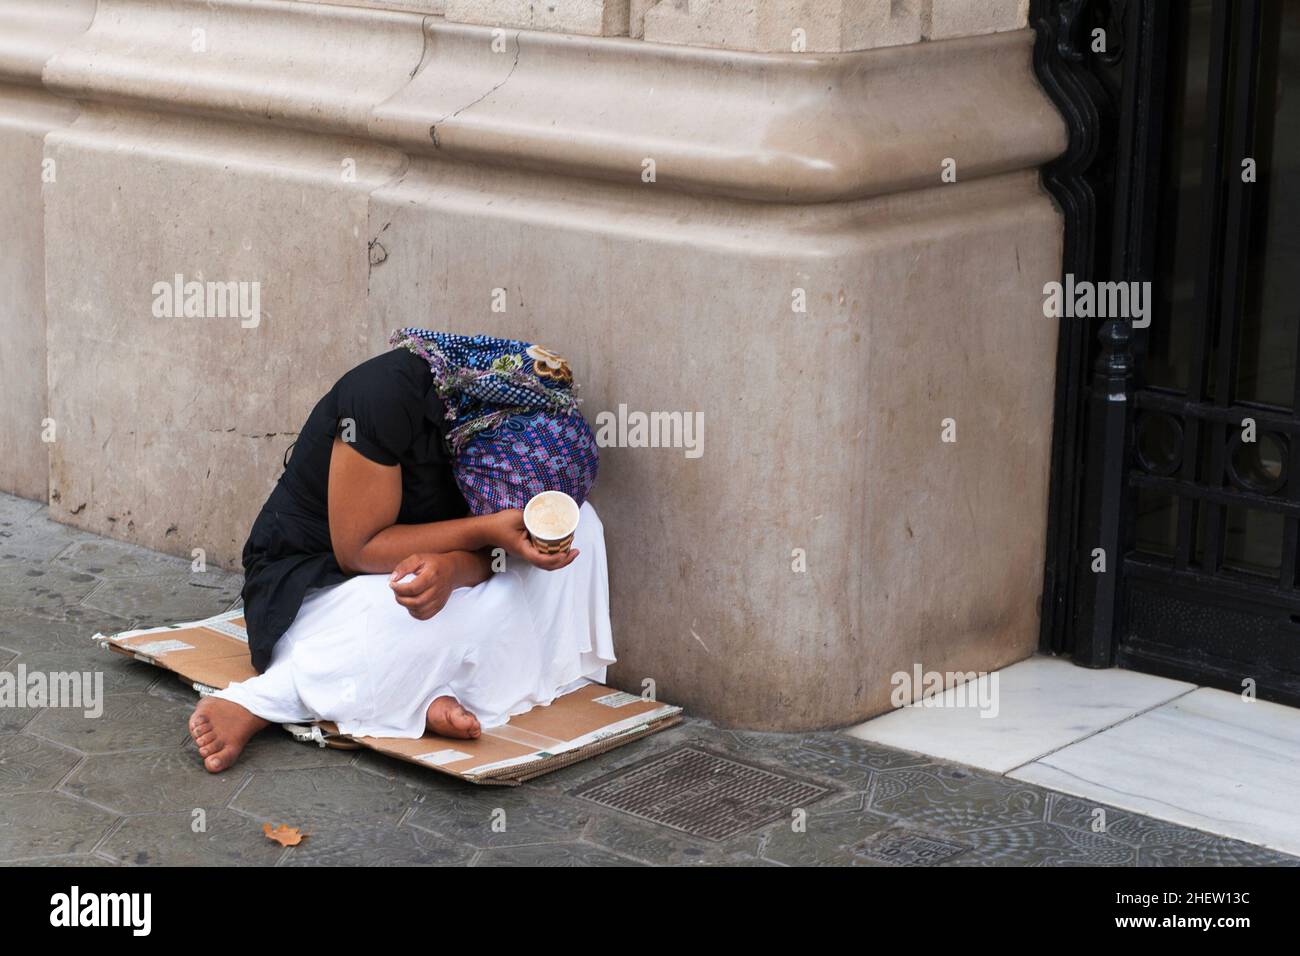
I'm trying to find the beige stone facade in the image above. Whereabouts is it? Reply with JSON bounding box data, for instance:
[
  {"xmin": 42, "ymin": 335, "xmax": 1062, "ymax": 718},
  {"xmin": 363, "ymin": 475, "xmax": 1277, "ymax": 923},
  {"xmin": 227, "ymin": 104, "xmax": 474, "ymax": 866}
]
[
  {"xmin": 0, "ymin": 0, "xmax": 1063, "ymax": 729},
  {"xmin": 300, "ymin": 0, "xmax": 1029, "ymax": 48}
]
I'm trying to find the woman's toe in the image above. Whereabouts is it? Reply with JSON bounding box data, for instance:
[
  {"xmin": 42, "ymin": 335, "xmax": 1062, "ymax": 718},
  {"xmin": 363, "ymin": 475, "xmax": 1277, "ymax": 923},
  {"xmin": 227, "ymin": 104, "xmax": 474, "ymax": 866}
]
[
  {"xmin": 204, "ymin": 746, "xmax": 236, "ymax": 773},
  {"xmin": 454, "ymin": 707, "xmax": 481, "ymax": 736}
]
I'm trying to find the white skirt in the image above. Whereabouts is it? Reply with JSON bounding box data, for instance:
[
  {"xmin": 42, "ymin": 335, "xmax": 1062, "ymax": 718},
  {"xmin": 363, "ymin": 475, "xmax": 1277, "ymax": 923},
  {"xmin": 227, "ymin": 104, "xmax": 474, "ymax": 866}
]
[{"xmin": 214, "ymin": 502, "xmax": 615, "ymax": 739}]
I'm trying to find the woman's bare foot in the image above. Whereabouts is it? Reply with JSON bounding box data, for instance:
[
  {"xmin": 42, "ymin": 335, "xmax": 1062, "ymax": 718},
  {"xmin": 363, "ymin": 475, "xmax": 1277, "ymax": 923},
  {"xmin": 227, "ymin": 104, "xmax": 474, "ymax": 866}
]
[
  {"xmin": 426, "ymin": 695, "xmax": 481, "ymax": 739},
  {"xmin": 188, "ymin": 697, "xmax": 270, "ymax": 773}
]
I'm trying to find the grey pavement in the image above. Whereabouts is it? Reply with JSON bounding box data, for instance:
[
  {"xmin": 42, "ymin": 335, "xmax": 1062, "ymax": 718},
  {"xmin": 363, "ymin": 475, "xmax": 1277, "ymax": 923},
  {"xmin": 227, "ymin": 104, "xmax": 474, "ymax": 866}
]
[{"xmin": 0, "ymin": 492, "xmax": 1295, "ymax": 867}]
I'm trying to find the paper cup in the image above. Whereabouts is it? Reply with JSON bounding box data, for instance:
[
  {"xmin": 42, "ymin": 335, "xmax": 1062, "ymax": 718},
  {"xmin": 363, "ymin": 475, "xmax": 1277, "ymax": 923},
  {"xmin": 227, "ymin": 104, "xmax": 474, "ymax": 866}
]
[{"xmin": 523, "ymin": 491, "xmax": 580, "ymax": 554}]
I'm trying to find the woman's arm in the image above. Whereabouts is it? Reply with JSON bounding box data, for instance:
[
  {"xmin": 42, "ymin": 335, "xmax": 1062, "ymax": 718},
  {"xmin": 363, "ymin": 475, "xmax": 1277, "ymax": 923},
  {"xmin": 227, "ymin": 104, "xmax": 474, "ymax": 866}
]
[
  {"xmin": 328, "ymin": 437, "xmax": 492, "ymax": 574},
  {"xmin": 326, "ymin": 438, "xmax": 578, "ymax": 574}
]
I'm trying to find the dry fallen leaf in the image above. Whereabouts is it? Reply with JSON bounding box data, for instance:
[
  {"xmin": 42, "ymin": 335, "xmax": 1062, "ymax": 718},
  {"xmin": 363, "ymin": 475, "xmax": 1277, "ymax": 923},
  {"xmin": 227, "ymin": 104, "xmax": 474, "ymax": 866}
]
[{"xmin": 263, "ymin": 823, "xmax": 306, "ymax": 847}]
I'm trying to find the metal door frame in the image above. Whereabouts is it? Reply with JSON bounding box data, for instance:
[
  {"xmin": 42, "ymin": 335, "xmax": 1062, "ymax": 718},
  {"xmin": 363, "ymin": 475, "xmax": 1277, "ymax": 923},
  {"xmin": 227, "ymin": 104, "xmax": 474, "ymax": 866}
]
[{"xmin": 1033, "ymin": 0, "xmax": 1300, "ymax": 704}]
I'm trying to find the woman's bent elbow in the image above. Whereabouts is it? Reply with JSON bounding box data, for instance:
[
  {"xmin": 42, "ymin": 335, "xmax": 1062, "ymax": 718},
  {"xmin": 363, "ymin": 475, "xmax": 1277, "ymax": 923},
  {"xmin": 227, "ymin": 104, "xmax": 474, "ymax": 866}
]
[{"xmin": 332, "ymin": 540, "xmax": 366, "ymax": 576}]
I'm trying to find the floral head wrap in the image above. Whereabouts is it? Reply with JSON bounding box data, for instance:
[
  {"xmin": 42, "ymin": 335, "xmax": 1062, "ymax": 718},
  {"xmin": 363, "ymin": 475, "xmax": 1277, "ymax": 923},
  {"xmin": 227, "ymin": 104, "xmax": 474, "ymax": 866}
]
[{"xmin": 389, "ymin": 329, "xmax": 599, "ymax": 515}]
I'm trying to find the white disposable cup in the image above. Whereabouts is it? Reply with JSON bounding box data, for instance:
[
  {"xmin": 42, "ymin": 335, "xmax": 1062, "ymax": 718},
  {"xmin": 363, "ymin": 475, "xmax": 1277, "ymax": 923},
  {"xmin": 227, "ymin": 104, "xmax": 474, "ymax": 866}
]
[{"xmin": 523, "ymin": 491, "xmax": 580, "ymax": 554}]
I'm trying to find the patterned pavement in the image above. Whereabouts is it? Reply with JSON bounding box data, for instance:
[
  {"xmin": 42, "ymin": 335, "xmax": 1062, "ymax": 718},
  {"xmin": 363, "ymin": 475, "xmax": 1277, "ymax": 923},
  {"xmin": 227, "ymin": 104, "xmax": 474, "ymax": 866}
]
[{"xmin": 0, "ymin": 492, "xmax": 1294, "ymax": 867}]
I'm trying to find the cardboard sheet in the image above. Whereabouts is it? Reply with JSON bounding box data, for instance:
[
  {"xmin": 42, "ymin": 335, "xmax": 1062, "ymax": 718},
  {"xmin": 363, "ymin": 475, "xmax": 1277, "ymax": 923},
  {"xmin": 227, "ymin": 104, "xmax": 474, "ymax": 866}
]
[{"xmin": 93, "ymin": 610, "xmax": 681, "ymax": 785}]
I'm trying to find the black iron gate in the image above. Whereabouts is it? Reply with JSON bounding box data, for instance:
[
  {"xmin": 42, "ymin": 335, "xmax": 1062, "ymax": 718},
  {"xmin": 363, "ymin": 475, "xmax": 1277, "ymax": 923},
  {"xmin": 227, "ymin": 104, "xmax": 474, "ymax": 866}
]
[{"xmin": 1035, "ymin": 0, "xmax": 1300, "ymax": 705}]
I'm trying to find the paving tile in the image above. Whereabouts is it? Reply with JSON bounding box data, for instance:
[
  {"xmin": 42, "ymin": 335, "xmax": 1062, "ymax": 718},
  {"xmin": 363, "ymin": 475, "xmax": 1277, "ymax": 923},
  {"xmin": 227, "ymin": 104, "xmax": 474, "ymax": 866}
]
[
  {"xmin": 57, "ymin": 604, "xmax": 142, "ymax": 633},
  {"xmin": 1046, "ymin": 791, "xmax": 1216, "ymax": 847},
  {"xmin": 408, "ymin": 784, "xmax": 597, "ymax": 848},
  {"xmin": 53, "ymin": 538, "xmax": 202, "ymax": 579},
  {"xmin": 13, "ymin": 854, "xmax": 122, "ymax": 867},
  {"xmin": 0, "ymin": 733, "xmax": 80, "ymax": 794},
  {"xmin": 0, "ymin": 635, "xmax": 131, "ymax": 736},
  {"xmin": 581, "ymin": 810, "xmax": 733, "ymax": 866},
  {"xmin": 798, "ymin": 732, "xmax": 938, "ymax": 772},
  {"xmin": 99, "ymin": 808, "xmax": 287, "ymax": 866},
  {"xmin": 13, "ymin": 648, "xmax": 160, "ymax": 697},
  {"xmin": 670, "ymin": 728, "xmax": 879, "ymax": 793},
  {"xmin": 1044, "ymin": 792, "xmax": 1300, "ymax": 863},
  {"xmin": 0, "ymin": 609, "xmax": 134, "ymax": 655},
  {"xmin": 0, "ymin": 515, "xmax": 88, "ymax": 565},
  {"xmin": 725, "ymin": 740, "xmax": 871, "ymax": 793},
  {"xmin": 231, "ymin": 766, "xmax": 417, "ymax": 828},
  {"xmin": 209, "ymin": 725, "xmax": 354, "ymax": 773},
  {"xmin": 0, "ymin": 567, "xmax": 102, "ymax": 620},
  {"xmin": 868, "ymin": 763, "xmax": 1048, "ymax": 833},
  {"xmin": 700, "ymin": 855, "xmax": 786, "ymax": 867},
  {"xmin": 0, "ymin": 644, "xmax": 44, "ymax": 734},
  {"xmin": 943, "ymin": 822, "xmax": 1136, "ymax": 867},
  {"xmin": 146, "ymin": 673, "xmax": 206, "ymax": 706},
  {"xmin": 474, "ymin": 842, "xmax": 643, "ymax": 866},
  {"xmin": 0, "ymin": 705, "xmax": 41, "ymax": 733},
  {"xmin": 1136, "ymin": 836, "xmax": 1300, "ymax": 867},
  {"xmin": 0, "ymin": 791, "xmax": 118, "ymax": 861},
  {"xmin": 81, "ymin": 573, "xmax": 243, "ymax": 626},
  {"xmin": 849, "ymin": 825, "xmax": 976, "ymax": 866},
  {"xmin": 0, "ymin": 495, "xmax": 44, "ymax": 526},
  {"xmin": 279, "ymin": 819, "xmax": 476, "ymax": 866},
  {"xmin": 752, "ymin": 792, "xmax": 898, "ymax": 867},
  {"xmin": 1010, "ymin": 688, "xmax": 1300, "ymax": 857},
  {"xmin": 846, "ymin": 656, "xmax": 1196, "ymax": 774},
  {"xmin": 62, "ymin": 750, "xmax": 245, "ymax": 814},
  {"xmin": 351, "ymin": 746, "xmax": 475, "ymax": 791},
  {"xmin": 26, "ymin": 691, "xmax": 191, "ymax": 754}
]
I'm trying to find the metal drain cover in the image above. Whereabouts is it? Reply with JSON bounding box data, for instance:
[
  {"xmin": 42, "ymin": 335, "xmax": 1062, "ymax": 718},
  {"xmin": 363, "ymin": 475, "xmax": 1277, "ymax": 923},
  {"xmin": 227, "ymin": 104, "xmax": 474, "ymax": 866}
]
[
  {"xmin": 853, "ymin": 830, "xmax": 970, "ymax": 866},
  {"xmin": 574, "ymin": 746, "xmax": 830, "ymax": 841}
]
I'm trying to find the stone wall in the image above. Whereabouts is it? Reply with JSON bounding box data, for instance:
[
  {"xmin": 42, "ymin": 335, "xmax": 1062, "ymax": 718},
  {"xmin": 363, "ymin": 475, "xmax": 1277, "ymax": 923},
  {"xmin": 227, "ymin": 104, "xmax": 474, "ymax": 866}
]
[
  {"xmin": 299, "ymin": 0, "xmax": 1028, "ymax": 49},
  {"xmin": 0, "ymin": 0, "xmax": 92, "ymax": 499},
  {"xmin": 0, "ymin": 0, "xmax": 1064, "ymax": 729}
]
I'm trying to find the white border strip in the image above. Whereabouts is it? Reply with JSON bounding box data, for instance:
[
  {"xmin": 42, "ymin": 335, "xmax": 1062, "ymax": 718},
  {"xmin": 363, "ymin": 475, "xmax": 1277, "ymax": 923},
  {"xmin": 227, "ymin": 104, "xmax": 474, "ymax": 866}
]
[{"xmin": 91, "ymin": 607, "xmax": 247, "ymax": 648}]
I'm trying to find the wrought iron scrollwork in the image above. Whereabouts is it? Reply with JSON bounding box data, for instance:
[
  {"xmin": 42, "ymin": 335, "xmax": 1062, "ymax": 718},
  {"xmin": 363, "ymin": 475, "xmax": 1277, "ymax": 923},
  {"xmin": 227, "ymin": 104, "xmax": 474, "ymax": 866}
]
[{"xmin": 1032, "ymin": 0, "xmax": 1138, "ymax": 663}]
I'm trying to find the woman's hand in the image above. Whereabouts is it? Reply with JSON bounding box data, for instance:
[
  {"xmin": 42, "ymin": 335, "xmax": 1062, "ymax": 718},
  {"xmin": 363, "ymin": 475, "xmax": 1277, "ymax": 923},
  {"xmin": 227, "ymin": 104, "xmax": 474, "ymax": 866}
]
[
  {"xmin": 388, "ymin": 552, "xmax": 459, "ymax": 620},
  {"xmin": 483, "ymin": 508, "xmax": 579, "ymax": 571}
]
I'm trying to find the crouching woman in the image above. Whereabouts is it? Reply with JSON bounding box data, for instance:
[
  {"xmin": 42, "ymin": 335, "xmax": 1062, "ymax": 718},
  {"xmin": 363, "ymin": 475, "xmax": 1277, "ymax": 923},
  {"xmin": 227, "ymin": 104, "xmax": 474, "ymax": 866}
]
[{"xmin": 187, "ymin": 332, "xmax": 609, "ymax": 773}]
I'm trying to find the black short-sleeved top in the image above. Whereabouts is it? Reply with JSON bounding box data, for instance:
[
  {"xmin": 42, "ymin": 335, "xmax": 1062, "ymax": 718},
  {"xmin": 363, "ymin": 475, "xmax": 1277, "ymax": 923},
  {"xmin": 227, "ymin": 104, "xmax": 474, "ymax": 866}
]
[{"xmin": 240, "ymin": 348, "xmax": 468, "ymax": 672}]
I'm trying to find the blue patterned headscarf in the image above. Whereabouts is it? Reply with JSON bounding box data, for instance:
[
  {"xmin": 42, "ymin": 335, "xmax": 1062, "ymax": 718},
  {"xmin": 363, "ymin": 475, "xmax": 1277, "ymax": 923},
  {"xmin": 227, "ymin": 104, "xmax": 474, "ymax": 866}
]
[{"xmin": 389, "ymin": 329, "xmax": 599, "ymax": 514}]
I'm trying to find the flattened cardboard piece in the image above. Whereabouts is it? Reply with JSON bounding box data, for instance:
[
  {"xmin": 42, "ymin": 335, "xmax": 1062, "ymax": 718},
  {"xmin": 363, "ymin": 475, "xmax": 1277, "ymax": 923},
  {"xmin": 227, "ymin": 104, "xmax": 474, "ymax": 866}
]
[{"xmin": 94, "ymin": 611, "xmax": 680, "ymax": 786}]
